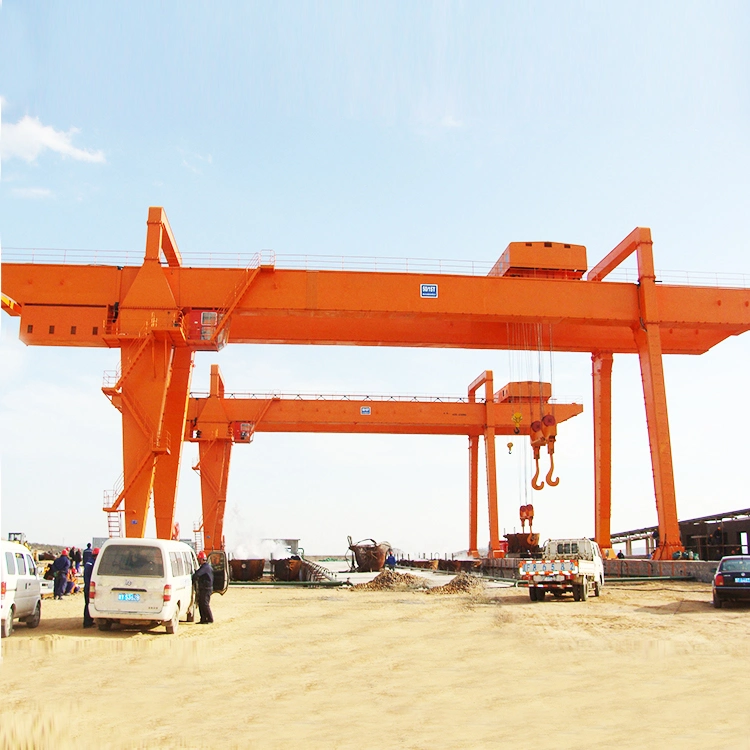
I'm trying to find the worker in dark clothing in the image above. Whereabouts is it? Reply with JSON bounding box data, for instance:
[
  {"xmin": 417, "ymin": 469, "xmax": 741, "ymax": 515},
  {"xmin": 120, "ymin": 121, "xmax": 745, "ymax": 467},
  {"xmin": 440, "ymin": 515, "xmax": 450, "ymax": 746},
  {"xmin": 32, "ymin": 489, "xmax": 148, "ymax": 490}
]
[
  {"xmin": 72, "ymin": 546, "xmax": 83, "ymax": 572},
  {"xmin": 82, "ymin": 543, "xmax": 93, "ymax": 567},
  {"xmin": 51, "ymin": 550, "xmax": 71, "ymax": 600},
  {"xmin": 82, "ymin": 548, "xmax": 99, "ymax": 628},
  {"xmin": 192, "ymin": 551, "xmax": 214, "ymax": 624},
  {"xmin": 385, "ymin": 550, "xmax": 397, "ymax": 571}
]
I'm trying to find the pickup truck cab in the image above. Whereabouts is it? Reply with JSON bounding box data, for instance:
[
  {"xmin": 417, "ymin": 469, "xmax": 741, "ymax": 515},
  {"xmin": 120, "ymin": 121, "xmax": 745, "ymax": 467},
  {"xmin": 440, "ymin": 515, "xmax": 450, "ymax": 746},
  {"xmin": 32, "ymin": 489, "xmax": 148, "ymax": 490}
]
[
  {"xmin": 519, "ymin": 537, "xmax": 604, "ymax": 602},
  {"xmin": 1, "ymin": 540, "xmax": 42, "ymax": 637}
]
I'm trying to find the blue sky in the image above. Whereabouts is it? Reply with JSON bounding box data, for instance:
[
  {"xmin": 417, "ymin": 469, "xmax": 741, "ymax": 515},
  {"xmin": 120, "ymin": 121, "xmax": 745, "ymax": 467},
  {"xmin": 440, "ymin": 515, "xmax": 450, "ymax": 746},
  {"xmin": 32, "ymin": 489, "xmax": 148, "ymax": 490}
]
[{"xmin": 1, "ymin": 2, "xmax": 749, "ymax": 554}]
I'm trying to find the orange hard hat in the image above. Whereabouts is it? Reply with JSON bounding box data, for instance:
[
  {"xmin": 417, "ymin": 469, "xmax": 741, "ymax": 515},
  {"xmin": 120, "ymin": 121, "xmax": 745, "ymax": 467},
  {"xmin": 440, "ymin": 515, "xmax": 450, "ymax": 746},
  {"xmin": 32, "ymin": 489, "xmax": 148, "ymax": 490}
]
[
  {"xmin": 93, "ymin": 548, "xmax": 100, "ymax": 555},
  {"xmin": 197, "ymin": 551, "xmax": 207, "ymax": 561},
  {"xmin": 61, "ymin": 549, "xmax": 69, "ymax": 556}
]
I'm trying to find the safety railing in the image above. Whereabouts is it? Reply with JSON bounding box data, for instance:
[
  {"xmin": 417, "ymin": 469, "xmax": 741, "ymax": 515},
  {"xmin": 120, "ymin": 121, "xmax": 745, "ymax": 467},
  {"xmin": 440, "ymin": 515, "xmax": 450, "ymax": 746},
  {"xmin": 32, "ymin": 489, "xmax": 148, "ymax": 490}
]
[
  {"xmin": 6, "ymin": 246, "xmax": 746, "ymax": 287},
  {"xmin": 188, "ymin": 390, "xmax": 582, "ymax": 404}
]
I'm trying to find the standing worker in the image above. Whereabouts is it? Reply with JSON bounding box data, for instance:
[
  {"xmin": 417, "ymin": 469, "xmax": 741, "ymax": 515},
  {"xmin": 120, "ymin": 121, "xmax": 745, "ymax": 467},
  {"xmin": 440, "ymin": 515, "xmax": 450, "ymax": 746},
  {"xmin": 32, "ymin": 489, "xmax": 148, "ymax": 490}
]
[
  {"xmin": 51, "ymin": 549, "xmax": 71, "ymax": 600},
  {"xmin": 82, "ymin": 547, "xmax": 99, "ymax": 628},
  {"xmin": 192, "ymin": 551, "xmax": 214, "ymax": 625}
]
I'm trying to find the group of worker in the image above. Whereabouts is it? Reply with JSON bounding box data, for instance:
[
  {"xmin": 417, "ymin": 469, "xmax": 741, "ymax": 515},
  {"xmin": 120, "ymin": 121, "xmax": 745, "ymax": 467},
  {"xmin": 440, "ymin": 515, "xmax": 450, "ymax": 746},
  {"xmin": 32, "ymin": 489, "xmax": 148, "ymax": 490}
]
[
  {"xmin": 48, "ymin": 544, "xmax": 98, "ymax": 600},
  {"xmin": 48, "ymin": 544, "xmax": 215, "ymax": 628}
]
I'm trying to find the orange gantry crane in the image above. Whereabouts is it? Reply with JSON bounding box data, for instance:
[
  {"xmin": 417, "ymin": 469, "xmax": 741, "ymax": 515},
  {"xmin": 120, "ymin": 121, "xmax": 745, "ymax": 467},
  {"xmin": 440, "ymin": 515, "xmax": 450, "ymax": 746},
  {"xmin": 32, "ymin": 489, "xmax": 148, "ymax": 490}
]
[
  {"xmin": 186, "ymin": 365, "xmax": 582, "ymax": 556},
  {"xmin": 3, "ymin": 208, "xmax": 750, "ymax": 558}
]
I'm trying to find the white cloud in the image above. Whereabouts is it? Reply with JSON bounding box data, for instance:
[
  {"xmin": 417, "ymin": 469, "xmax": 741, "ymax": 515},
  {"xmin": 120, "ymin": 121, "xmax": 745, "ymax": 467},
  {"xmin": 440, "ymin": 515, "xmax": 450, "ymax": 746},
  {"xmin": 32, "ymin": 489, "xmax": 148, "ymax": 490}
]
[
  {"xmin": 179, "ymin": 147, "xmax": 213, "ymax": 174},
  {"xmin": 11, "ymin": 187, "xmax": 53, "ymax": 199},
  {"xmin": 440, "ymin": 115, "xmax": 463, "ymax": 129},
  {"xmin": 0, "ymin": 114, "xmax": 105, "ymax": 163}
]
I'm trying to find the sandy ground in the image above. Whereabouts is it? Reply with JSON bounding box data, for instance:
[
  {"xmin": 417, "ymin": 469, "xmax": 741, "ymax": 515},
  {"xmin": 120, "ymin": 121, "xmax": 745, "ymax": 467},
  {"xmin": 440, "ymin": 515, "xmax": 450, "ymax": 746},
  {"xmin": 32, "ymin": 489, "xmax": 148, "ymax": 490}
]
[{"xmin": 1, "ymin": 576, "xmax": 749, "ymax": 750}]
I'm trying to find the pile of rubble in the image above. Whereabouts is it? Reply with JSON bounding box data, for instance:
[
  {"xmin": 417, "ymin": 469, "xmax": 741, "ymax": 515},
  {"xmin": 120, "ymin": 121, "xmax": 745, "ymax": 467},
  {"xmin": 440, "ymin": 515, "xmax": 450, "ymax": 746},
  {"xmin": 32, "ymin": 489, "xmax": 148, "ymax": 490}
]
[
  {"xmin": 427, "ymin": 572, "xmax": 486, "ymax": 595},
  {"xmin": 352, "ymin": 571, "xmax": 429, "ymax": 591}
]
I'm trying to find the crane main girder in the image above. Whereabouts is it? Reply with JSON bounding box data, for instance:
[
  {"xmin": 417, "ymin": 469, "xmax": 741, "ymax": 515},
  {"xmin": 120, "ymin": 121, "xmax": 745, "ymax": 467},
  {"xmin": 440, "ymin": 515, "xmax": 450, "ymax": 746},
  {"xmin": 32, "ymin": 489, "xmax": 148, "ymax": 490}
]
[{"xmin": 3, "ymin": 264, "xmax": 749, "ymax": 354}]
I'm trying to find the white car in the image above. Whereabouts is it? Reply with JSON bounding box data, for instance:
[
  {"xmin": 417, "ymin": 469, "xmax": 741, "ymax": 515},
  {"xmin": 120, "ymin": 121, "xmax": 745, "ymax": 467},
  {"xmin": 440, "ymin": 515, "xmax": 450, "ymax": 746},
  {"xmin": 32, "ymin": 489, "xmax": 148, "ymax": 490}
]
[
  {"xmin": 1, "ymin": 540, "xmax": 42, "ymax": 637},
  {"xmin": 90, "ymin": 538, "xmax": 199, "ymax": 634}
]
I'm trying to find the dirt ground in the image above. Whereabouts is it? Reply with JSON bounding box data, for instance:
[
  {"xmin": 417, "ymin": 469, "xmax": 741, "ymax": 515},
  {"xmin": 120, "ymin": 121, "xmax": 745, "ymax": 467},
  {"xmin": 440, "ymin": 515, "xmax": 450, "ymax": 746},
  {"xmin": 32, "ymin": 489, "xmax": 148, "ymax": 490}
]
[{"xmin": 1, "ymin": 579, "xmax": 749, "ymax": 750}]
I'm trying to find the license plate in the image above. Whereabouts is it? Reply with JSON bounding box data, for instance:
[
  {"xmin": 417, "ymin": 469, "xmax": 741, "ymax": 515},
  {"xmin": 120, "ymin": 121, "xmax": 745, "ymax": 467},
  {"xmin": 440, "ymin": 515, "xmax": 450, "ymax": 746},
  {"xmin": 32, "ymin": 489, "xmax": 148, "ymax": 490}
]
[
  {"xmin": 736, "ymin": 578, "xmax": 750, "ymax": 584},
  {"xmin": 118, "ymin": 593, "xmax": 141, "ymax": 602}
]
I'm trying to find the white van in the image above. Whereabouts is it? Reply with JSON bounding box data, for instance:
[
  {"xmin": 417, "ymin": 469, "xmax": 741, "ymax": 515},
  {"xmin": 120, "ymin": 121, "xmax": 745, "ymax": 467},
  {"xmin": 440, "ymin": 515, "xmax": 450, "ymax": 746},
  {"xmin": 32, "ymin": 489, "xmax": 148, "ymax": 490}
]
[
  {"xmin": 1, "ymin": 540, "xmax": 42, "ymax": 637},
  {"xmin": 90, "ymin": 538, "xmax": 198, "ymax": 634}
]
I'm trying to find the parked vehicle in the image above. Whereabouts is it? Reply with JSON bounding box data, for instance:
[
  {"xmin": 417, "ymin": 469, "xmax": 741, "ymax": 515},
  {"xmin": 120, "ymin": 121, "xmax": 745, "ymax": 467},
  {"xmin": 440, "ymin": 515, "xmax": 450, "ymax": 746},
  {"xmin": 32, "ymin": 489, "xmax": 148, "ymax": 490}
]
[
  {"xmin": 519, "ymin": 537, "xmax": 604, "ymax": 602},
  {"xmin": 1, "ymin": 540, "xmax": 42, "ymax": 637},
  {"xmin": 90, "ymin": 538, "xmax": 199, "ymax": 634},
  {"xmin": 712, "ymin": 555, "xmax": 750, "ymax": 608}
]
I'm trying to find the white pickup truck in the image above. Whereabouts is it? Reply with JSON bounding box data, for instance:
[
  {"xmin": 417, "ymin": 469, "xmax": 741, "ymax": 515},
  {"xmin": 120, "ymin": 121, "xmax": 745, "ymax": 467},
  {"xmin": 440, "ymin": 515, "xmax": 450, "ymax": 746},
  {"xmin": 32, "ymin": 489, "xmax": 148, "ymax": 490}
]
[{"xmin": 519, "ymin": 538, "xmax": 604, "ymax": 602}]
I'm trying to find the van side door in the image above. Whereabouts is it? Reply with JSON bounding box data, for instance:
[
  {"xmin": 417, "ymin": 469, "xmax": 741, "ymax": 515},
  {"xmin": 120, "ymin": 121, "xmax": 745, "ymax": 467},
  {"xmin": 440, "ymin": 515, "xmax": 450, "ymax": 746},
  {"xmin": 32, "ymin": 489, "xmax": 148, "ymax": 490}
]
[
  {"xmin": 13, "ymin": 552, "xmax": 31, "ymax": 616},
  {"xmin": 209, "ymin": 550, "xmax": 229, "ymax": 595}
]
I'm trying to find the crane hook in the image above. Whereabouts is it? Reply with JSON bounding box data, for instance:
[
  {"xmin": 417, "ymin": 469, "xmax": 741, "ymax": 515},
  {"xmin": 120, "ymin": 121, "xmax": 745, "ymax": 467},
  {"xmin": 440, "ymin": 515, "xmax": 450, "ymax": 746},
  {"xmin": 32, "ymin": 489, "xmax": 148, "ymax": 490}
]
[
  {"xmin": 507, "ymin": 442, "xmax": 513, "ymax": 455},
  {"xmin": 546, "ymin": 453, "xmax": 559, "ymax": 487},
  {"xmin": 532, "ymin": 449, "xmax": 545, "ymax": 491}
]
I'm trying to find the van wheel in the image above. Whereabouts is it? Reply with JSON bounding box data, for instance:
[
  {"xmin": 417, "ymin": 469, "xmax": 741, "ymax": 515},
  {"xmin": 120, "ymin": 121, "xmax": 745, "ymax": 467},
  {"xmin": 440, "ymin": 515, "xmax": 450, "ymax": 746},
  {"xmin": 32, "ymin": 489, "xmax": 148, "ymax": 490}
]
[
  {"xmin": 166, "ymin": 608, "xmax": 179, "ymax": 635},
  {"xmin": 1, "ymin": 607, "xmax": 14, "ymax": 638},
  {"xmin": 536, "ymin": 588, "xmax": 546, "ymax": 601},
  {"xmin": 593, "ymin": 580, "xmax": 601, "ymax": 598},
  {"xmin": 580, "ymin": 577, "xmax": 589, "ymax": 601},
  {"xmin": 713, "ymin": 592, "xmax": 722, "ymax": 609},
  {"xmin": 26, "ymin": 601, "xmax": 41, "ymax": 629},
  {"xmin": 97, "ymin": 619, "xmax": 112, "ymax": 631},
  {"xmin": 528, "ymin": 586, "xmax": 538, "ymax": 601},
  {"xmin": 573, "ymin": 585, "xmax": 582, "ymax": 602}
]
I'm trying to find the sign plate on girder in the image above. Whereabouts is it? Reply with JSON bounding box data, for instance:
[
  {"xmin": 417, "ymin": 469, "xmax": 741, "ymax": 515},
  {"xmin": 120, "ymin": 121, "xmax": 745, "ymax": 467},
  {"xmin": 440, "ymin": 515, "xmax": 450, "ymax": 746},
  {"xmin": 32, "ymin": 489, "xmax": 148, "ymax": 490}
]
[
  {"xmin": 360, "ymin": 406, "xmax": 372, "ymax": 416},
  {"xmin": 420, "ymin": 283, "xmax": 438, "ymax": 298}
]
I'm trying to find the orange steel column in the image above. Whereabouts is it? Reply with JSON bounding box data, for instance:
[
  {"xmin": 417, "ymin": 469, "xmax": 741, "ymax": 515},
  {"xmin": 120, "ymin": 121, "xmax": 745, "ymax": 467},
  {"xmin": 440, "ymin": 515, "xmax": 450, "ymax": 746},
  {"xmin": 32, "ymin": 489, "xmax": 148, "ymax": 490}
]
[
  {"xmin": 468, "ymin": 436, "xmax": 479, "ymax": 557},
  {"xmin": 115, "ymin": 208, "xmax": 187, "ymax": 537},
  {"xmin": 483, "ymin": 372, "xmax": 502, "ymax": 558},
  {"xmin": 197, "ymin": 439, "xmax": 232, "ymax": 552},
  {"xmin": 468, "ymin": 370, "xmax": 502, "ymax": 558},
  {"xmin": 152, "ymin": 347, "xmax": 194, "ymax": 539},
  {"xmin": 119, "ymin": 337, "xmax": 174, "ymax": 536},
  {"xmin": 635, "ymin": 235, "xmax": 683, "ymax": 559},
  {"xmin": 592, "ymin": 352, "xmax": 613, "ymax": 550}
]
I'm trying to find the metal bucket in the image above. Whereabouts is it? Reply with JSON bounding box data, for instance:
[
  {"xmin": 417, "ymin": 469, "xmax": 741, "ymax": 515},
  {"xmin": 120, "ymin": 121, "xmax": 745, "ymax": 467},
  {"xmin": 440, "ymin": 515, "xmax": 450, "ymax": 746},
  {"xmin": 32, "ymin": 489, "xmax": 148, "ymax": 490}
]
[
  {"xmin": 273, "ymin": 557, "xmax": 302, "ymax": 581},
  {"xmin": 438, "ymin": 559, "xmax": 462, "ymax": 572},
  {"xmin": 230, "ymin": 559, "xmax": 265, "ymax": 581},
  {"xmin": 349, "ymin": 540, "xmax": 389, "ymax": 572},
  {"xmin": 458, "ymin": 559, "xmax": 482, "ymax": 573}
]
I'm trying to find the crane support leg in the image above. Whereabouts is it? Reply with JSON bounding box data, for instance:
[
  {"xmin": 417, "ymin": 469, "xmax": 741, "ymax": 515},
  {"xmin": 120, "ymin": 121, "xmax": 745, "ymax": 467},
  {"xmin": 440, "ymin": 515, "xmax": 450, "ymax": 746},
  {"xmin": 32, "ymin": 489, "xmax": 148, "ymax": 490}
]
[
  {"xmin": 592, "ymin": 352, "xmax": 613, "ymax": 550},
  {"xmin": 468, "ymin": 435, "xmax": 479, "ymax": 558},
  {"xmin": 468, "ymin": 370, "xmax": 503, "ymax": 558},
  {"xmin": 635, "ymin": 327, "xmax": 682, "ymax": 559},
  {"xmin": 120, "ymin": 337, "xmax": 175, "ymax": 536},
  {"xmin": 635, "ymin": 238, "xmax": 683, "ymax": 560},
  {"xmin": 153, "ymin": 347, "xmax": 195, "ymax": 539},
  {"xmin": 197, "ymin": 439, "xmax": 232, "ymax": 552},
  {"xmin": 484, "ymin": 423, "xmax": 502, "ymax": 558}
]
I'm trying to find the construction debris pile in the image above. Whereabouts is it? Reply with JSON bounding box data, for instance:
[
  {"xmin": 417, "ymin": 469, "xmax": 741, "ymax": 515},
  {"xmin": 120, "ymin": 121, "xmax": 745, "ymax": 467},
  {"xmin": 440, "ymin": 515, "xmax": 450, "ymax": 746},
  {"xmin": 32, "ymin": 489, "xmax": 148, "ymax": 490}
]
[
  {"xmin": 427, "ymin": 573, "xmax": 486, "ymax": 595},
  {"xmin": 352, "ymin": 571, "xmax": 428, "ymax": 591}
]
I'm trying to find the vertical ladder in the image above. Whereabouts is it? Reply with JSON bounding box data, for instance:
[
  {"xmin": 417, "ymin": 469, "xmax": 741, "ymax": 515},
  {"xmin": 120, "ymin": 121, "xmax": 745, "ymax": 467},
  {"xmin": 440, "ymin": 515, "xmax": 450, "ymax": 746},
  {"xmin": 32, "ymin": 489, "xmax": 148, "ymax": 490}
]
[
  {"xmin": 107, "ymin": 510, "xmax": 123, "ymax": 538},
  {"xmin": 193, "ymin": 521, "xmax": 204, "ymax": 552}
]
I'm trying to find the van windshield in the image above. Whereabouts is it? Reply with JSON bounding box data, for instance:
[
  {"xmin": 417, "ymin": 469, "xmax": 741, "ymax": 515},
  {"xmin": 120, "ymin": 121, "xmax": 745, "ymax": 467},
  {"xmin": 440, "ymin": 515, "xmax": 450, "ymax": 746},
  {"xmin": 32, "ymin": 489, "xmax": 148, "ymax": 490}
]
[{"xmin": 97, "ymin": 545, "xmax": 165, "ymax": 577}]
